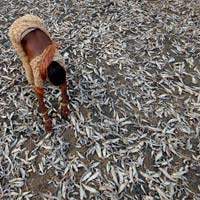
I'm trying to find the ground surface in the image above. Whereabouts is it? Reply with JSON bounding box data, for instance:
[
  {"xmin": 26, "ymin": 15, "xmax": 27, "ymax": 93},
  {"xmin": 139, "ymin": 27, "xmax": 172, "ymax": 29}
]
[{"xmin": 0, "ymin": 0, "xmax": 200, "ymax": 199}]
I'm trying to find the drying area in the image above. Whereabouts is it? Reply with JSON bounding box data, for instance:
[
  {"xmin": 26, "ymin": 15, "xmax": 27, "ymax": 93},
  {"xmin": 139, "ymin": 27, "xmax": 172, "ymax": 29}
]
[{"xmin": 0, "ymin": 1, "xmax": 200, "ymax": 199}]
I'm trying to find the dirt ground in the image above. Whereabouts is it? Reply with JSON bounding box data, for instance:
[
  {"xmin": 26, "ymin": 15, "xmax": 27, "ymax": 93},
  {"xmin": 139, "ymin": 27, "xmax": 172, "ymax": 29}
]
[{"xmin": 0, "ymin": 0, "xmax": 200, "ymax": 200}]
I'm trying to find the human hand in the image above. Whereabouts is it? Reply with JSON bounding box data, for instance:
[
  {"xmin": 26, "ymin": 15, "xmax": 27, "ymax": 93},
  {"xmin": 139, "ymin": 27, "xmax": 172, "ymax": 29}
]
[{"xmin": 61, "ymin": 104, "xmax": 70, "ymax": 120}]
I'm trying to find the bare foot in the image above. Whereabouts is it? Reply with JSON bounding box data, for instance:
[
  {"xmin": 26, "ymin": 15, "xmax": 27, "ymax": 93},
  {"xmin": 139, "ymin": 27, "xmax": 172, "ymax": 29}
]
[{"xmin": 45, "ymin": 119, "xmax": 52, "ymax": 132}]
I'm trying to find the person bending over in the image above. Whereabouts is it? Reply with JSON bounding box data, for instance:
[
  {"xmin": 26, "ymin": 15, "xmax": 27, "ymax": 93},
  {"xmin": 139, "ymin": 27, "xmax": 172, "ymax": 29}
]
[{"xmin": 9, "ymin": 15, "xmax": 70, "ymax": 132}]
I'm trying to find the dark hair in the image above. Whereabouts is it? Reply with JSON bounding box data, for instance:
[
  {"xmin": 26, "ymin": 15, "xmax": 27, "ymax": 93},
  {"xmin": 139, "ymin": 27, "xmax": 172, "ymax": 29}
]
[{"xmin": 47, "ymin": 61, "xmax": 66, "ymax": 86}]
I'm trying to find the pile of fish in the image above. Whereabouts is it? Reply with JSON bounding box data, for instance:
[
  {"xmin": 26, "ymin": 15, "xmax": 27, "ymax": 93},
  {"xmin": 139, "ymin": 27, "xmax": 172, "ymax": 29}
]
[{"xmin": 0, "ymin": 0, "xmax": 199, "ymax": 199}]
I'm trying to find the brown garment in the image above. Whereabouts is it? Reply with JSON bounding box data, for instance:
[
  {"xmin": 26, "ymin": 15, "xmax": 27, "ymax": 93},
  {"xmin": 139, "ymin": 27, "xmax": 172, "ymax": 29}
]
[{"xmin": 8, "ymin": 14, "xmax": 65, "ymax": 89}]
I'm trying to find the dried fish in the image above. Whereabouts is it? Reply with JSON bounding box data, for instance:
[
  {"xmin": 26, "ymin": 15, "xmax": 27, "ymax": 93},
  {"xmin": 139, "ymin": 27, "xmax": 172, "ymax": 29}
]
[
  {"xmin": 82, "ymin": 184, "xmax": 98, "ymax": 194},
  {"xmin": 86, "ymin": 171, "xmax": 100, "ymax": 184},
  {"xmin": 1, "ymin": 0, "xmax": 199, "ymax": 199}
]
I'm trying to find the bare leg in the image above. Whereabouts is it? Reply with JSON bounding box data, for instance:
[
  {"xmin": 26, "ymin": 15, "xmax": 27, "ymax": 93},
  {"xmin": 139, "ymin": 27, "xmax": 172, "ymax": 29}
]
[
  {"xmin": 60, "ymin": 81, "xmax": 70, "ymax": 119},
  {"xmin": 35, "ymin": 90, "xmax": 52, "ymax": 132}
]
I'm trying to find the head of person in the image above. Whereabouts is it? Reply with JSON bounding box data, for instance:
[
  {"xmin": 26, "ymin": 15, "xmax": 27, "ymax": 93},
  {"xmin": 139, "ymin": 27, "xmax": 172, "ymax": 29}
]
[{"xmin": 47, "ymin": 61, "xmax": 66, "ymax": 86}]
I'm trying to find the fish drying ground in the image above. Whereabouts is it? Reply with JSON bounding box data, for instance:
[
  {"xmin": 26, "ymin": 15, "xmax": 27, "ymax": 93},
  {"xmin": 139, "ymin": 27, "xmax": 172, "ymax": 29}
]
[{"xmin": 0, "ymin": 0, "xmax": 200, "ymax": 199}]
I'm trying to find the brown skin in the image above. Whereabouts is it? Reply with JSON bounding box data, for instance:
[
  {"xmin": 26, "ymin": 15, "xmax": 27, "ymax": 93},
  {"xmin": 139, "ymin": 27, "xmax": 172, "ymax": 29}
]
[
  {"xmin": 21, "ymin": 29, "xmax": 69, "ymax": 132},
  {"xmin": 60, "ymin": 81, "xmax": 70, "ymax": 119},
  {"xmin": 35, "ymin": 91, "xmax": 52, "ymax": 132}
]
